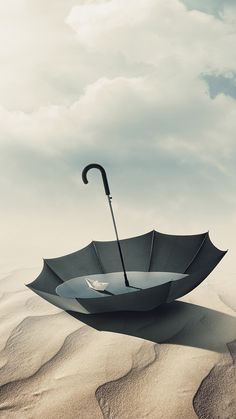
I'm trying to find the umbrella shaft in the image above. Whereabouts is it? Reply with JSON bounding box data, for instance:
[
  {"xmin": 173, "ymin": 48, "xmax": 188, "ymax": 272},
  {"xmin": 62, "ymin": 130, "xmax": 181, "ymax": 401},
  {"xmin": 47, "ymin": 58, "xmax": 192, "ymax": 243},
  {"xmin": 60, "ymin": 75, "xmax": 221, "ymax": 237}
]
[{"xmin": 107, "ymin": 196, "xmax": 129, "ymax": 287}]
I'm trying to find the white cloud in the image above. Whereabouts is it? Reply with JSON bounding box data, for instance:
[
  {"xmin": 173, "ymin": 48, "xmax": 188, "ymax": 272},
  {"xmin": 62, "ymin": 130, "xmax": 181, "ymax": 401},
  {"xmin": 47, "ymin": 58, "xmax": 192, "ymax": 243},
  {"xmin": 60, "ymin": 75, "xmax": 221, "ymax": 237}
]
[
  {"xmin": 0, "ymin": 73, "xmax": 235, "ymax": 173},
  {"xmin": 67, "ymin": 0, "xmax": 236, "ymax": 74},
  {"xmin": 0, "ymin": 0, "xmax": 235, "ymax": 274}
]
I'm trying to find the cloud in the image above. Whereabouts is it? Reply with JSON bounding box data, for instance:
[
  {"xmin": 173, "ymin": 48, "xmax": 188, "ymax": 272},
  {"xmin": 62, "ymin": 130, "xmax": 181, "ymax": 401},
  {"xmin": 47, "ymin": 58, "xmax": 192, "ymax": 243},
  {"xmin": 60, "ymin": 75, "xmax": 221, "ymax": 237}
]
[
  {"xmin": 0, "ymin": 0, "xmax": 235, "ymax": 273},
  {"xmin": 67, "ymin": 0, "xmax": 236, "ymax": 73},
  {"xmin": 1, "ymin": 72, "xmax": 235, "ymax": 172}
]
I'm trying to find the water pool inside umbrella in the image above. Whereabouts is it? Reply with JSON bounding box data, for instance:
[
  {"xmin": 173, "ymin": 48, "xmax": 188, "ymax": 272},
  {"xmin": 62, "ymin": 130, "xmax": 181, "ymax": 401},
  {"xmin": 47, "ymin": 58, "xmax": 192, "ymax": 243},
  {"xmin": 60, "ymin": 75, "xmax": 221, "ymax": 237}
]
[{"xmin": 56, "ymin": 271, "xmax": 188, "ymax": 299}]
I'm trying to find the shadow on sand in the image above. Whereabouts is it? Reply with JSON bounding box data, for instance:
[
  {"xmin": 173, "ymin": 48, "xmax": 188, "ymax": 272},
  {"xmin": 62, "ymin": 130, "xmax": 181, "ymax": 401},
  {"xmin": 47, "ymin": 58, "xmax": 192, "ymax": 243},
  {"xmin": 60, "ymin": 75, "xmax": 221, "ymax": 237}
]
[{"xmin": 67, "ymin": 301, "xmax": 236, "ymax": 353}]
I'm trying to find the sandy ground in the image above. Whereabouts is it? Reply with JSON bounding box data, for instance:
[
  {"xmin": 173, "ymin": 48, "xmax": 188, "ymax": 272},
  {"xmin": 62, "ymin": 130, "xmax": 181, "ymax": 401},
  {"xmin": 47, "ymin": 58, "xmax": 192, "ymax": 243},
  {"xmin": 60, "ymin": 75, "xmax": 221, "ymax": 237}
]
[{"xmin": 0, "ymin": 268, "xmax": 236, "ymax": 418}]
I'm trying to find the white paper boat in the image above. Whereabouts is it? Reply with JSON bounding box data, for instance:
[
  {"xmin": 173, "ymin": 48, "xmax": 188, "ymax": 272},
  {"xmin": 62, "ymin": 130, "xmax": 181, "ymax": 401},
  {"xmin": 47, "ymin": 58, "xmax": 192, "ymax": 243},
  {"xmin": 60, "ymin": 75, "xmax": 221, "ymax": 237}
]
[{"xmin": 86, "ymin": 278, "xmax": 109, "ymax": 291}]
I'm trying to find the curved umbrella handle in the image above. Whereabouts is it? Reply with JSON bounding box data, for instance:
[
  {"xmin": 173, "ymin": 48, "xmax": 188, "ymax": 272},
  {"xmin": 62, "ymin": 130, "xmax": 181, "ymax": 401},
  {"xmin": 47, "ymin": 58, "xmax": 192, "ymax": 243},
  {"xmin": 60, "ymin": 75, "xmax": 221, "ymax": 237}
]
[
  {"xmin": 82, "ymin": 164, "xmax": 110, "ymax": 196},
  {"xmin": 82, "ymin": 163, "xmax": 130, "ymax": 287}
]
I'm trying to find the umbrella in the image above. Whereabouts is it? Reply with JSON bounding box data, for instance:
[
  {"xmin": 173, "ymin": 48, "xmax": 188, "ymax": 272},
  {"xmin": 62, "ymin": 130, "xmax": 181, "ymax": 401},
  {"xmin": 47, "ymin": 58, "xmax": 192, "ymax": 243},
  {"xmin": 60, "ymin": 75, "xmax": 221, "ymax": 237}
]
[{"xmin": 27, "ymin": 164, "xmax": 227, "ymax": 314}]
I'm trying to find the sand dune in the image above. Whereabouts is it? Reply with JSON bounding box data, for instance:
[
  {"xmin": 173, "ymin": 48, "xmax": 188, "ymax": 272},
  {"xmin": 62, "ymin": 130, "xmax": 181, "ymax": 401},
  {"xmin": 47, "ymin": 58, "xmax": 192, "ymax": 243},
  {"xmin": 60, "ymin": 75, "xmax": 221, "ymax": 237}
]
[
  {"xmin": 193, "ymin": 340, "xmax": 236, "ymax": 418},
  {"xmin": 0, "ymin": 268, "xmax": 235, "ymax": 418}
]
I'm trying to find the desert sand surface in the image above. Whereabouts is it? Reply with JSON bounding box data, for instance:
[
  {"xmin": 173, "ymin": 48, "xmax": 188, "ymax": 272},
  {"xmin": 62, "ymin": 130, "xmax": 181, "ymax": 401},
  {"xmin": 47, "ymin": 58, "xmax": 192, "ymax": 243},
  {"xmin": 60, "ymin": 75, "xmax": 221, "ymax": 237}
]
[{"xmin": 0, "ymin": 267, "xmax": 236, "ymax": 418}]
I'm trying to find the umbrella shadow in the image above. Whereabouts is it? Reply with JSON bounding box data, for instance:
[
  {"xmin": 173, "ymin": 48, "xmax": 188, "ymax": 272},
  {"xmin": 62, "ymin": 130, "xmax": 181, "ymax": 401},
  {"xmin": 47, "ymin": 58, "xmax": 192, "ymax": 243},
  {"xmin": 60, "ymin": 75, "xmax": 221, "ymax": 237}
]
[{"xmin": 67, "ymin": 301, "xmax": 236, "ymax": 353}]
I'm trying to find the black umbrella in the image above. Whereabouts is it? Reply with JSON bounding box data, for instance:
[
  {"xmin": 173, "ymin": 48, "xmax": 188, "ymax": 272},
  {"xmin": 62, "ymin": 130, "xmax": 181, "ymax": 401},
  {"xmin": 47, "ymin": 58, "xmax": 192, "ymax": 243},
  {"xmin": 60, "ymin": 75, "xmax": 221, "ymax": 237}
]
[{"xmin": 27, "ymin": 164, "xmax": 227, "ymax": 314}]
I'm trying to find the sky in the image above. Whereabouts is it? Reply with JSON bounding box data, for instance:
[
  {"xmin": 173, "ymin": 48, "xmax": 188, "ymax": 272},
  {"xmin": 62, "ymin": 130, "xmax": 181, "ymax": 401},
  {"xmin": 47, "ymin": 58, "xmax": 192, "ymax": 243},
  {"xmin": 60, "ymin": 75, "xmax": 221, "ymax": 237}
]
[{"xmin": 0, "ymin": 0, "xmax": 235, "ymax": 280}]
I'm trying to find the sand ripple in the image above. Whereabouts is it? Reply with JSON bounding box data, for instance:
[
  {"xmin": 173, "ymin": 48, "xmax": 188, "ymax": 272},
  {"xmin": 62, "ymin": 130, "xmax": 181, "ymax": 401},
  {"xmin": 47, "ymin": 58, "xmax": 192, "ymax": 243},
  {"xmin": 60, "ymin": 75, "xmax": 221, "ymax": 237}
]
[
  {"xmin": 0, "ymin": 270, "xmax": 235, "ymax": 418},
  {"xmin": 193, "ymin": 339, "xmax": 236, "ymax": 418}
]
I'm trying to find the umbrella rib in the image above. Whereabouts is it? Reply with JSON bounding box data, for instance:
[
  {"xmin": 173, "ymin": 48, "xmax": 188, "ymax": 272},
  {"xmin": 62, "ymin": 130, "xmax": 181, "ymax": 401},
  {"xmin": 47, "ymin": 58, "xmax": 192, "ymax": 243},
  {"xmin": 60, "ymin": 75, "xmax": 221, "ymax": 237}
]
[
  {"xmin": 44, "ymin": 260, "xmax": 64, "ymax": 283},
  {"xmin": 148, "ymin": 230, "xmax": 155, "ymax": 272},
  {"xmin": 92, "ymin": 242, "xmax": 105, "ymax": 274},
  {"xmin": 183, "ymin": 232, "xmax": 208, "ymax": 274}
]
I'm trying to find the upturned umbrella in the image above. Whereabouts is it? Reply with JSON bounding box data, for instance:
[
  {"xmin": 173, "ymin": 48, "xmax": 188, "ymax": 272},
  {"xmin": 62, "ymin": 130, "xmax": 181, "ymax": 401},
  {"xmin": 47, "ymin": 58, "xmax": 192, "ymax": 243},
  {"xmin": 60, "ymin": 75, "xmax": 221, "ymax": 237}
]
[{"xmin": 27, "ymin": 164, "xmax": 227, "ymax": 314}]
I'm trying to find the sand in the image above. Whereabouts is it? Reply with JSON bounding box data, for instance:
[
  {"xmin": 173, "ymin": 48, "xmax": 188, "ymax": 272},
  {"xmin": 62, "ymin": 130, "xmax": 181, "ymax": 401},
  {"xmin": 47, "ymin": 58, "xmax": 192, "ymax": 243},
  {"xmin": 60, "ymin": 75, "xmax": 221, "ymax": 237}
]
[{"xmin": 0, "ymin": 268, "xmax": 236, "ymax": 418}]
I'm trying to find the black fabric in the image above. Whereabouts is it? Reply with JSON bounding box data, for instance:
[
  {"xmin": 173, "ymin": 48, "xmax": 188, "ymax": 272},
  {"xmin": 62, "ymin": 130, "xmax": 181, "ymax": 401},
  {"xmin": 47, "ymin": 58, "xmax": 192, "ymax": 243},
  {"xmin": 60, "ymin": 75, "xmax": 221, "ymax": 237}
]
[
  {"xmin": 150, "ymin": 232, "xmax": 207, "ymax": 273},
  {"xmin": 45, "ymin": 243, "xmax": 102, "ymax": 281},
  {"xmin": 27, "ymin": 230, "xmax": 227, "ymax": 312},
  {"xmin": 27, "ymin": 261, "xmax": 63, "ymax": 293},
  {"xmin": 185, "ymin": 234, "xmax": 227, "ymax": 274},
  {"xmin": 94, "ymin": 231, "xmax": 153, "ymax": 273}
]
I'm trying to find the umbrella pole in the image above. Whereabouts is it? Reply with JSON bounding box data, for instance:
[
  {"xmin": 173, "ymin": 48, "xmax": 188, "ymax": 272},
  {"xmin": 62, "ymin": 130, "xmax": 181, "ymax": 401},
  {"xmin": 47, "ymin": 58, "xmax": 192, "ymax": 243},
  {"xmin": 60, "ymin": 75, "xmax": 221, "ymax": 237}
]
[
  {"xmin": 82, "ymin": 163, "xmax": 130, "ymax": 287},
  {"xmin": 107, "ymin": 195, "xmax": 130, "ymax": 287}
]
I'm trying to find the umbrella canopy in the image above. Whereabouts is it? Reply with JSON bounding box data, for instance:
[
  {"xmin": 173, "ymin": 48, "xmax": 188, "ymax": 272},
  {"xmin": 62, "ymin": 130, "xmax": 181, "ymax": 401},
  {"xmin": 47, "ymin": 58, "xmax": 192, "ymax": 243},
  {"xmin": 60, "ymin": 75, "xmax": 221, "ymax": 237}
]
[
  {"xmin": 26, "ymin": 230, "xmax": 226, "ymax": 314},
  {"xmin": 26, "ymin": 163, "xmax": 227, "ymax": 314}
]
